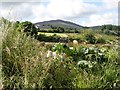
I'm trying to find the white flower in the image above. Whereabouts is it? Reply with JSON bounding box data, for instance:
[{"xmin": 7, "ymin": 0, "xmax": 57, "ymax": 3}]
[
  {"xmin": 47, "ymin": 50, "xmax": 53, "ymax": 58},
  {"xmin": 109, "ymin": 41, "xmax": 113, "ymax": 44},
  {"xmin": 77, "ymin": 60, "xmax": 89, "ymax": 65},
  {"xmin": 92, "ymin": 61, "xmax": 97, "ymax": 64},
  {"xmin": 89, "ymin": 47, "xmax": 94, "ymax": 50},
  {"xmin": 69, "ymin": 47, "xmax": 73, "ymax": 50},
  {"xmin": 88, "ymin": 64, "xmax": 93, "ymax": 68},
  {"xmin": 84, "ymin": 48, "xmax": 89, "ymax": 54},
  {"xmin": 98, "ymin": 52, "xmax": 103, "ymax": 56},
  {"xmin": 77, "ymin": 60, "xmax": 93, "ymax": 68},
  {"xmin": 113, "ymin": 83, "xmax": 117, "ymax": 87},
  {"xmin": 52, "ymin": 51, "xmax": 57, "ymax": 59}
]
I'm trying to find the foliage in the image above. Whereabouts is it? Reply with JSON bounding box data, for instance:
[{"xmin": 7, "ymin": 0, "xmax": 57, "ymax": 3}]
[
  {"xmin": 51, "ymin": 44, "xmax": 108, "ymax": 64},
  {"xmin": 85, "ymin": 33, "xmax": 96, "ymax": 44},
  {"xmin": 1, "ymin": 18, "xmax": 120, "ymax": 89},
  {"xmin": 18, "ymin": 21, "xmax": 38, "ymax": 36},
  {"xmin": 2, "ymin": 20, "xmax": 48, "ymax": 89},
  {"xmin": 101, "ymin": 24, "xmax": 120, "ymax": 36},
  {"xmin": 97, "ymin": 38, "xmax": 106, "ymax": 44},
  {"xmin": 43, "ymin": 59, "xmax": 77, "ymax": 88}
]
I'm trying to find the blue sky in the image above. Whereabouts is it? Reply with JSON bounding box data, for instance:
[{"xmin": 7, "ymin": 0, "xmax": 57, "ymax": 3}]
[{"xmin": 0, "ymin": 0, "xmax": 119, "ymax": 26}]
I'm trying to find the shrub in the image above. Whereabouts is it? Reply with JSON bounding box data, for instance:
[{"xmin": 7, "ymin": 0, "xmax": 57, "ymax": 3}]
[
  {"xmin": 97, "ymin": 38, "xmax": 106, "ymax": 44},
  {"xmin": 85, "ymin": 33, "xmax": 96, "ymax": 44}
]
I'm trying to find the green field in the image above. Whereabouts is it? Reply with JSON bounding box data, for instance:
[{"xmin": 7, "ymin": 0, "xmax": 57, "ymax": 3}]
[
  {"xmin": 38, "ymin": 32, "xmax": 118, "ymax": 42},
  {"xmin": 38, "ymin": 32, "xmax": 74, "ymax": 37}
]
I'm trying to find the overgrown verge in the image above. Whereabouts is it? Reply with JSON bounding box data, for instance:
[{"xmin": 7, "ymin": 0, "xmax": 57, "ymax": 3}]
[{"xmin": 1, "ymin": 18, "xmax": 120, "ymax": 89}]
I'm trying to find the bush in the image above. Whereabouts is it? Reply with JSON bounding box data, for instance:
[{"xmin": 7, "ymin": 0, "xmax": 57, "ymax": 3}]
[
  {"xmin": 85, "ymin": 33, "xmax": 96, "ymax": 44},
  {"xmin": 97, "ymin": 38, "xmax": 106, "ymax": 44}
]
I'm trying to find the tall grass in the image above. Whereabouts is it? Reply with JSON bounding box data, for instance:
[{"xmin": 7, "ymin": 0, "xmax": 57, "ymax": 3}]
[
  {"xmin": 1, "ymin": 18, "xmax": 120, "ymax": 89},
  {"xmin": 1, "ymin": 18, "xmax": 52, "ymax": 89}
]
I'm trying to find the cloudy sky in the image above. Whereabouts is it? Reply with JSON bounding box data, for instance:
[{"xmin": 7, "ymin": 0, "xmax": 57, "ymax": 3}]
[{"xmin": 0, "ymin": 0, "xmax": 119, "ymax": 26}]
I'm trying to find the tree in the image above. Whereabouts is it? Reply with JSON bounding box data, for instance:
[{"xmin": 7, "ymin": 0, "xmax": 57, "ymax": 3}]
[
  {"xmin": 101, "ymin": 25, "xmax": 106, "ymax": 31},
  {"xmin": 58, "ymin": 27, "xmax": 64, "ymax": 33},
  {"xmin": 106, "ymin": 24, "xmax": 112, "ymax": 30},
  {"xmin": 19, "ymin": 21, "xmax": 38, "ymax": 36},
  {"xmin": 75, "ymin": 29, "xmax": 79, "ymax": 33},
  {"xmin": 117, "ymin": 26, "xmax": 120, "ymax": 36}
]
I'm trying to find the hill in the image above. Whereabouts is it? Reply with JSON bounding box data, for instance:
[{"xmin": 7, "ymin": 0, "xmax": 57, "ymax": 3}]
[{"xmin": 35, "ymin": 19, "xmax": 83, "ymax": 30}]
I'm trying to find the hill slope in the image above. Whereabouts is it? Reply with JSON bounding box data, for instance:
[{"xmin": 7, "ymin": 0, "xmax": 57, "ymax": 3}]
[{"xmin": 35, "ymin": 19, "xmax": 83, "ymax": 29}]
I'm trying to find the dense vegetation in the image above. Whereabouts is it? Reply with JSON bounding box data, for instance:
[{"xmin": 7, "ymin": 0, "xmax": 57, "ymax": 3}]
[
  {"xmin": 1, "ymin": 18, "xmax": 120, "ymax": 89},
  {"xmin": 36, "ymin": 21, "xmax": 120, "ymax": 36},
  {"xmin": 100, "ymin": 25, "xmax": 120, "ymax": 36}
]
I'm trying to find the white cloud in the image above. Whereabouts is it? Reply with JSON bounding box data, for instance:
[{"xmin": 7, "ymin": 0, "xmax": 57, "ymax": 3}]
[
  {"xmin": 102, "ymin": 0, "xmax": 119, "ymax": 9},
  {"xmin": 31, "ymin": 0, "xmax": 99, "ymax": 22},
  {"xmin": 0, "ymin": 3, "xmax": 33, "ymax": 21},
  {"xmin": 0, "ymin": 0, "xmax": 118, "ymax": 26},
  {"xmin": 81, "ymin": 13, "xmax": 118, "ymax": 26}
]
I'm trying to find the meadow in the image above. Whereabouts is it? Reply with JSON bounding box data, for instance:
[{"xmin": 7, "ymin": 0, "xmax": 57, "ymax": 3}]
[
  {"xmin": 1, "ymin": 18, "xmax": 120, "ymax": 89},
  {"xmin": 38, "ymin": 31, "xmax": 118, "ymax": 42}
]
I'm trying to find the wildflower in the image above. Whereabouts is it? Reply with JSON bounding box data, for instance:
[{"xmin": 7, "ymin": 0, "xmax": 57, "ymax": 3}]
[
  {"xmin": 88, "ymin": 63, "xmax": 93, "ymax": 68},
  {"xmin": 47, "ymin": 50, "xmax": 53, "ymax": 58},
  {"xmin": 77, "ymin": 60, "xmax": 89, "ymax": 65},
  {"xmin": 84, "ymin": 48, "xmax": 89, "ymax": 54},
  {"xmin": 98, "ymin": 52, "xmax": 103, "ymax": 56},
  {"xmin": 92, "ymin": 61, "xmax": 97, "ymax": 64},
  {"xmin": 52, "ymin": 51, "xmax": 57, "ymax": 59},
  {"xmin": 113, "ymin": 83, "xmax": 117, "ymax": 87},
  {"xmin": 69, "ymin": 47, "xmax": 73, "ymax": 50},
  {"xmin": 78, "ymin": 60, "xmax": 93, "ymax": 68}
]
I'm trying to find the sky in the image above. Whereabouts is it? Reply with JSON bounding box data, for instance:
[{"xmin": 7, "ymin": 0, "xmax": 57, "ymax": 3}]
[{"xmin": 0, "ymin": 0, "xmax": 119, "ymax": 26}]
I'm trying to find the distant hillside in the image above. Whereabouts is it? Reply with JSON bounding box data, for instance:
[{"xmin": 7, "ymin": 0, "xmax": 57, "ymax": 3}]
[
  {"xmin": 35, "ymin": 19, "xmax": 83, "ymax": 30},
  {"xmin": 89, "ymin": 26, "xmax": 101, "ymax": 30}
]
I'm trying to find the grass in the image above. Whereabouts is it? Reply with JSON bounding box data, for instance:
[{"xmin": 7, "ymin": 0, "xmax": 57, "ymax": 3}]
[
  {"xmin": 38, "ymin": 32, "xmax": 72, "ymax": 37},
  {"xmin": 38, "ymin": 32, "xmax": 119, "ymax": 46},
  {"xmin": 2, "ymin": 20, "xmax": 51, "ymax": 89},
  {"xmin": 1, "ymin": 19, "xmax": 120, "ymax": 89},
  {"xmin": 38, "ymin": 31, "xmax": 118, "ymax": 40}
]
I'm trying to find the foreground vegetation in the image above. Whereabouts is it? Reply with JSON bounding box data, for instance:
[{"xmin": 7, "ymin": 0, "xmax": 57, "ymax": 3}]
[{"xmin": 1, "ymin": 18, "xmax": 120, "ymax": 89}]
